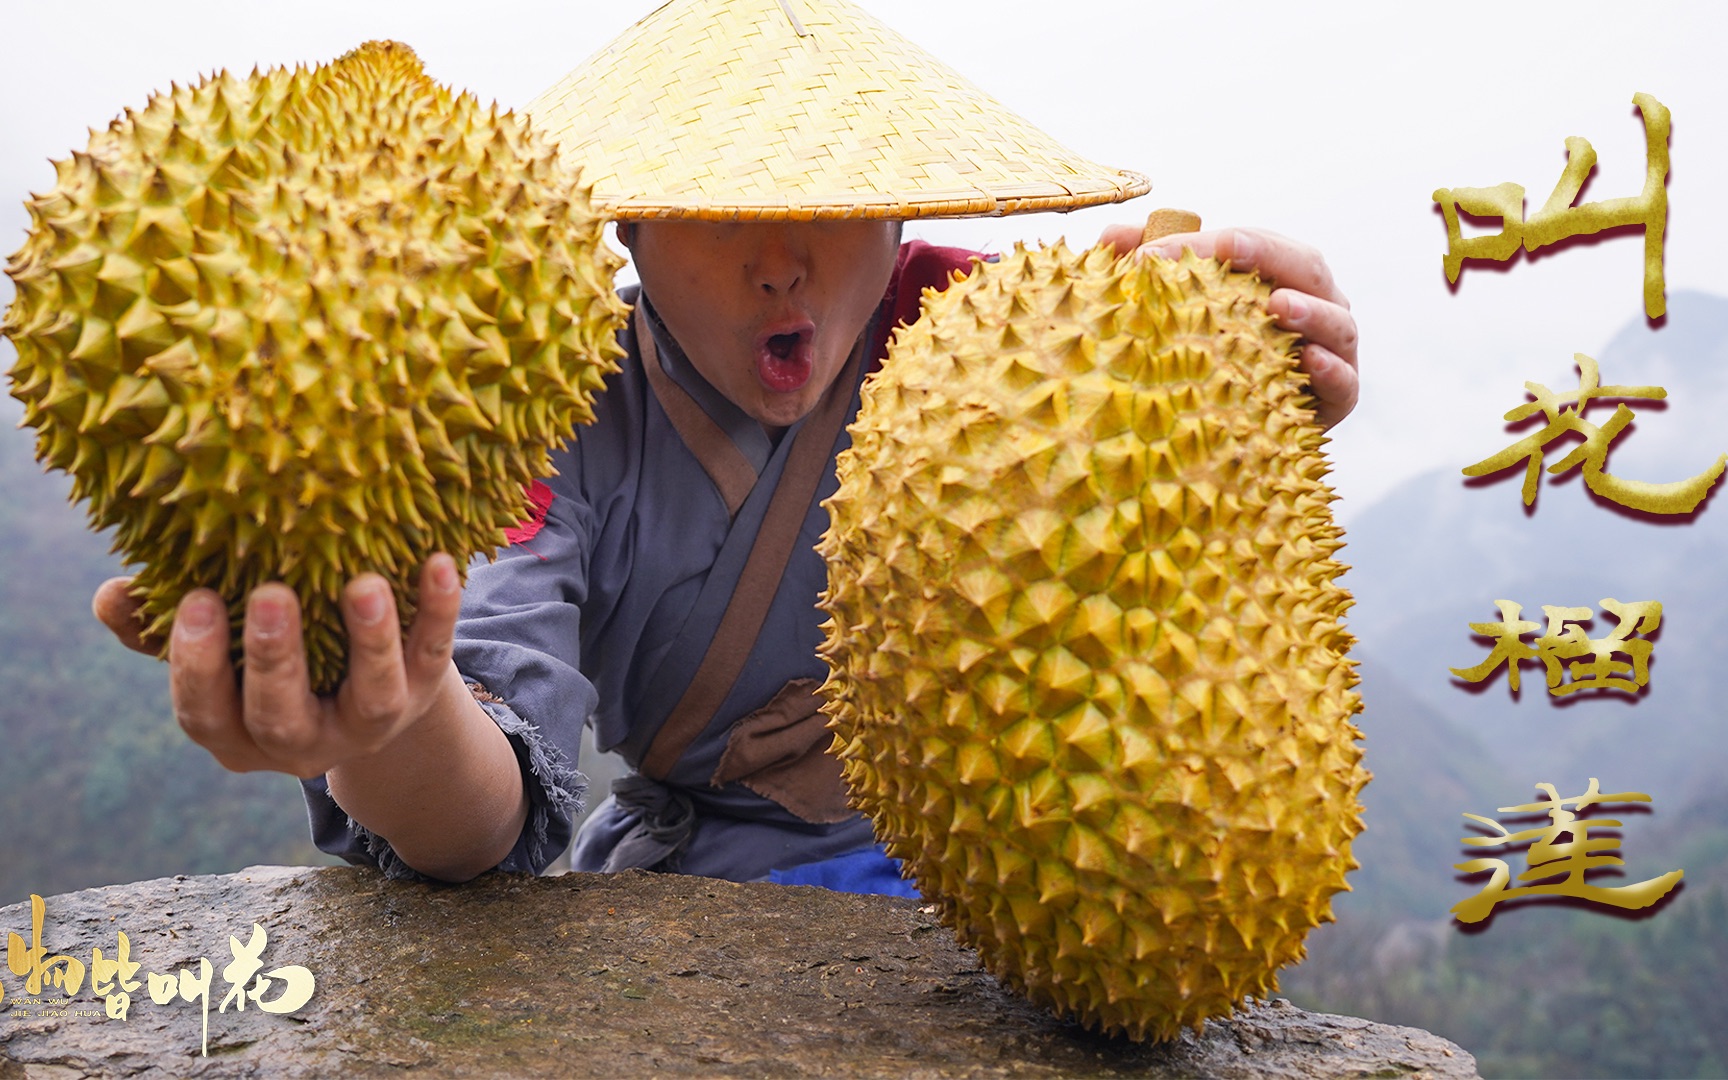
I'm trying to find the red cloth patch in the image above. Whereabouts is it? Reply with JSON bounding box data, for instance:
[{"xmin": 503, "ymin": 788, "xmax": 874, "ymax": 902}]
[
  {"xmin": 868, "ymin": 240, "xmax": 986, "ymax": 372},
  {"xmin": 505, "ymin": 480, "xmax": 555, "ymax": 545}
]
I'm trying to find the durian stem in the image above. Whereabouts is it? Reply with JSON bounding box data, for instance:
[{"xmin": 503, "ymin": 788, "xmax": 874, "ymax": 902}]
[{"xmin": 1141, "ymin": 208, "xmax": 1202, "ymax": 244}]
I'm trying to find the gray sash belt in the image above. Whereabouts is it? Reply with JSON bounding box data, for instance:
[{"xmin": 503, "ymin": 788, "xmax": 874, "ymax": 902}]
[{"xmin": 601, "ymin": 775, "xmax": 696, "ymax": 873}]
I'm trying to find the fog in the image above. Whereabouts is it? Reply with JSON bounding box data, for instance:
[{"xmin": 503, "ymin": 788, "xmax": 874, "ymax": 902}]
[{"xmin": 3, "ymin": 1, "xmax": 1725, "ymax": 515}]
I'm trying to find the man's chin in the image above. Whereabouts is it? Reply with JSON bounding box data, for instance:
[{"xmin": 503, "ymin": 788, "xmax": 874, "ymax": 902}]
[{"xmin": 748, "ymin": 391, "xmax": 818, "ymax": 431}]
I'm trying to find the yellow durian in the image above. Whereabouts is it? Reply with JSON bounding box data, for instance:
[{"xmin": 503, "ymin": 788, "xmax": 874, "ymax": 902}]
[
  {"xmin": 3, "ymin": 41, "xmax": 627, "ymax": 692},
  {"xmin": 817, "ymin": 240, "xmax": 1368, "ymax": 1041}
]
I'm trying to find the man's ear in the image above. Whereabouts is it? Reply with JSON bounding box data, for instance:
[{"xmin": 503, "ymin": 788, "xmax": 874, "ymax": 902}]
[{"xmin": 614, "ymin": 221, "xmax": 636, "ymax": 250}]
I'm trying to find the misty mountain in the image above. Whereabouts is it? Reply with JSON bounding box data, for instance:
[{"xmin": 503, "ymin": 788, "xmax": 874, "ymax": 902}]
[
  {"xmin": 0, "ymin": 390, "xmax": 323, "ymax": 907},
  {"xmin": 1337, "ymin": 652, "xmax": 1516, "ymax": 921},
  {"xmin": 1340, "ymin": 290, "xmax": 1728, "ymax": 809}
]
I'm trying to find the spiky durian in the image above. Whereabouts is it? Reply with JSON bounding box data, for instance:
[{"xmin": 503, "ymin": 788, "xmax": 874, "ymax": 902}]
[
  {"xmin": 817, "ymin": 241, "xmax": 1368, "ymax": 1041},
  {"xmin": 3, "ymin": 40, "xmax": 626, "ymax": 692}
]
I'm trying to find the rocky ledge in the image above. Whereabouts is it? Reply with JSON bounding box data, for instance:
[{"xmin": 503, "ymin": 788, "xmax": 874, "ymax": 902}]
[{"xmin": 0, "ymin": 866, "xmax": 1476, "ymax": 1078}]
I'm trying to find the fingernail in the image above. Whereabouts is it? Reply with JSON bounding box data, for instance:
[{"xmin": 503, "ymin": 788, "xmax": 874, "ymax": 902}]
[
  {"xmin": 251, "ymin": 593, "xmax": 288, "ymax": 638},
  {"xmin": 179, "ymin": 596, "xmax": 219, "ymax": 639},
  {"xmin": 431, "ymin": 556, "xmax": 458, "ymax": 594},
  {"xmin": 353, "ymin": 583, "xmax": 388, "ymax": 626},
  {"xmin": 1145, "ymin": 242, "xmax": 1179, "ymax": 261},
  {"xmin": 1282, "ymin": 293, "xmax": 1309, "ymax": 321}
]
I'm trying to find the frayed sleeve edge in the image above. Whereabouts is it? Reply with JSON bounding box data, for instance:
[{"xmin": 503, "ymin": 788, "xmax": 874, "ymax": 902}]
[
  {"xmin": 473, "ymin": 691, "xmax": 587, "ymax": 874},
  {"xmin": 310, "ymin": 690, "xmax": 586, "ymax": 883}
]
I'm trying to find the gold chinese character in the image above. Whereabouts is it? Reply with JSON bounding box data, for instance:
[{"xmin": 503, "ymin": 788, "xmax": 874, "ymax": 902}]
[
  {"xmin": 91, "ymin": 931, "xmax": 141, "ymax": 1022},
  {"xmin": 149, "ymin": 958, "xmax": 213, "ymax": 1057},
  {"xmin": 1452, "ymin": 598, "xmax": 1661, "ymax": 697},
  {"xmin": 1434, "ymin": 92, "xmax": 1670, "ymax": 318},
  {"xmin": 6, "ymin": 895, "xmax": 86, "ymax": 997},
  {"xmin": 1462, "ymin": 354, "xmax": 1724, "ymax": 513},
  {"xmin": 218, "ymin": 924, "xmax": 315, "ymax": 1018},
  {"xmin": 1453, "ymin": 779, "xmax": 1683, "ymax": 923}
]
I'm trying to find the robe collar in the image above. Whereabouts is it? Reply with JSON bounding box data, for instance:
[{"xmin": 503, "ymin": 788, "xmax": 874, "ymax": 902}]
[{"xmin": 637, "ymin": 291, "xmax": 779, "ymax": 474}]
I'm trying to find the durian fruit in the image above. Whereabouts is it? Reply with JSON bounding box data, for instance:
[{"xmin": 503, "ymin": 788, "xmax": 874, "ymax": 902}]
[
  {"xmin": 817, "ymin": 241, "xmax": 1367, "ymax": 1041},
  {"xmin": 3, "ymin": 41, "xmax": 626, "ymax": 692}
]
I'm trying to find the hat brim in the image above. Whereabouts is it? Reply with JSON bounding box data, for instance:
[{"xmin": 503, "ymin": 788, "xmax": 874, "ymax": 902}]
[
  {"xmin": 596, "ymin": 174, "xmax": 1152, "ymax": 222},
  {"xmin": 527, "ymin": 0, "xmax": 1150, "ymax": 222}
]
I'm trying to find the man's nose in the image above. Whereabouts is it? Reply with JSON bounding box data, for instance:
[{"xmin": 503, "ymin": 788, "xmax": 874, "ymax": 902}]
[{"xmin": 751, "ymin": 228, "xmax": 807, "ymax": 295}]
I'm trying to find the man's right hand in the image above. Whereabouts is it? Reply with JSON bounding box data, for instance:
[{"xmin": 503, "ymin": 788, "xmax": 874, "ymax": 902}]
[{"xmin": 93, "ymin": 555, "xmax": 465, "ymax": 780}]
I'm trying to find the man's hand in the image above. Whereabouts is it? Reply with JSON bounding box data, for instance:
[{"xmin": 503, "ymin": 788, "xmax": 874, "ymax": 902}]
[
  {"xmin": 95, "ymin": 556, "xmax": 529, "ymax": 881},
  {"xmin": 1100, "ymin": 225, "xmax": 1359, "ymax": 430},
  {"xmin": 93, "ymin": 556, "xmax": 464, "ymax": 779}
]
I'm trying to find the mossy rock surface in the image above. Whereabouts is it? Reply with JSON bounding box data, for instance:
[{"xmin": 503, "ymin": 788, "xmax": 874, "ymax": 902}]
[{"xmin": 0, "ymin": 866, "xmax": 1477, "ymax": 1078}]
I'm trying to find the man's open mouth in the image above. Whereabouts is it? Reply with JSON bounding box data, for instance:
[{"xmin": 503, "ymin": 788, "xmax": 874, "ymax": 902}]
[{"xmin": 756, "ymin": 327, "xmax": 815, "ymax": 393}]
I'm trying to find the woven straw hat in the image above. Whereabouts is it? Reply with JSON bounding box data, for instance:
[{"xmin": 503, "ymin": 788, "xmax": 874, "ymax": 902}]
[{"xmin": 526, "ymin": 0, "xmax": 1149, "ymax": 221}]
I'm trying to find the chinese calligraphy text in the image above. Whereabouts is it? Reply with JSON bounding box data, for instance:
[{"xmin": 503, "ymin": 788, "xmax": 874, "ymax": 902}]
[
  {"xmin": 1451, "ymin": 598, "xmax": 1661, "ymax": 697},
  {"xmin": 1453, "ymin": 779, "xmax": 1683, "ymax": 923},
  {"xmin": 1461, "ymin": 354, "xmax": 1724, "ymax": 513},
  {"xmin": 1434, "ymin": 92, "xmax": 1669, "ymax": 318},
  {"xmin": 4, "ymin": 894, "xmax": 315, "ymax": 1057}
]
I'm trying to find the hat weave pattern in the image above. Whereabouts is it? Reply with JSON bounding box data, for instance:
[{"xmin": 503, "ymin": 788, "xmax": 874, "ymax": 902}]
[{"xmin": 527, "ymin": 0, "xmax": 1149, "ymax": 221}]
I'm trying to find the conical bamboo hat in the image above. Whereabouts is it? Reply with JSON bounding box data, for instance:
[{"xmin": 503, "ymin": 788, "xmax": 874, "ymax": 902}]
[{"xmin": 526, "ymin": 0, "xmax": 1149, "ymax": 221}]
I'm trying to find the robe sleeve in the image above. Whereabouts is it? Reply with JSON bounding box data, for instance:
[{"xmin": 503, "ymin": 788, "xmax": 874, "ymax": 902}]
[{"xmin": 299, "ymin": 475, "xmax": 595, "ymax": 881}]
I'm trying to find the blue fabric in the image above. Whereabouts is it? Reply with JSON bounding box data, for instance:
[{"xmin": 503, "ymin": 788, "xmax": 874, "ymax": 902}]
[{"xmin": 769, "ymin": 844, "xmax": 921, "ymax": 897}]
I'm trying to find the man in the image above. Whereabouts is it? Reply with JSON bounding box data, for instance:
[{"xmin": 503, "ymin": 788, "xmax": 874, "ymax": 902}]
[{"xmin": 94, "ymin": 0, "xmax": 1359, "ymax": 890}]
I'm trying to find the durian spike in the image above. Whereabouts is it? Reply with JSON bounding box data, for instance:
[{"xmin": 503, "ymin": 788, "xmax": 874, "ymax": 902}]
[{"xmin": 1140, "ymin": 208, "xmax": 1202, "ymax": 244}]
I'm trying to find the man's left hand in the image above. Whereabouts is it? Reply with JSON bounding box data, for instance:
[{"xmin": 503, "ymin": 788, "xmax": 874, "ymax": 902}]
[{"xmin": 1099, "ymin": 225, "xmax": 1358, "ymax": 430}]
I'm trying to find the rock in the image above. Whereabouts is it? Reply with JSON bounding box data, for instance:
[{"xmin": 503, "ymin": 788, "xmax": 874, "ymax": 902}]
[{"xmin": 0, "ymin": 867, "xmax": 1478, "ymax": 1078}]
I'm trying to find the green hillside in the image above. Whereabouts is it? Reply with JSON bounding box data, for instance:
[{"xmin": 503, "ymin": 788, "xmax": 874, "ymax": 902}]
[
  {"xmin": 1284, "ymin": 875, "xmax": 1728, "ymax": 1078},
  {"xmin": 0, "ymin": 392, "xmax": 336, "ymax": 908}
]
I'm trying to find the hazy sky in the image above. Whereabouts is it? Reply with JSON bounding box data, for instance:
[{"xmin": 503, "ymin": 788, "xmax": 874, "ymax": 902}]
[{"xmin": 3, "ymin": 0, "xmax": 1725, "ymax": 518}]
